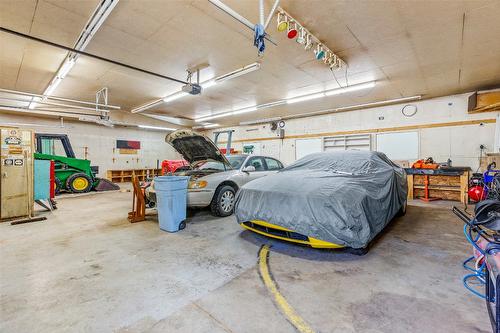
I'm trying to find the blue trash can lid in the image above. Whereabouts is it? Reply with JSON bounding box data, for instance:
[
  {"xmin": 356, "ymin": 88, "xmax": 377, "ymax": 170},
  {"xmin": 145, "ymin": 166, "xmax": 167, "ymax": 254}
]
[{"xmin": 154, "ymin": 176, "xmax": 190, "ymax": 183}]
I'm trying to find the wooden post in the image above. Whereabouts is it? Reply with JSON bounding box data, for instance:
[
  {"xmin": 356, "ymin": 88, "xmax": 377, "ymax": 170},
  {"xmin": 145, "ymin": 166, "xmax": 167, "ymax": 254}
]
[
  {"xmin": 407, "ymin": 174, "xmax": 414, "ymax": 200},
  {"xmin": 460, "ymin": 171, "xmax": 469, "ymax": 204}
]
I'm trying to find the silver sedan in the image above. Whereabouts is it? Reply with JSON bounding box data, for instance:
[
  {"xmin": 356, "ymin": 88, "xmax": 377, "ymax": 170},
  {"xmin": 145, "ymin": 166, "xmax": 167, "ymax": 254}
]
[{"xmin": 146, "ymin": 154, "xmax": 285, "ymax": 216}]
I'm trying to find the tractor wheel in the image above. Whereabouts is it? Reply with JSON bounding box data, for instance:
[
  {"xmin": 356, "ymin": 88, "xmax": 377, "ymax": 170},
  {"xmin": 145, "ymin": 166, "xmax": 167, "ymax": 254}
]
[
  {"xmin": 66, "ymin": 173, "xmax": 93, "ymax": 193},
  {"xmin": 54, "ymin": 178, "xmax": 62, "ymax": 195}
]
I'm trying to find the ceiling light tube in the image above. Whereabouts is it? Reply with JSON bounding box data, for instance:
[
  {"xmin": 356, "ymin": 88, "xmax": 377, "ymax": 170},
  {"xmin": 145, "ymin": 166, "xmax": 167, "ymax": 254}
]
[
  {"xmin": 57, "ymin": 59, "xmax": 76, "ymax": 79},
  {"xmin": 232, "ymin": 106, "xmax": 257, "ymax": 115},
  {"xmin": 215, "ymin": 62, "xmax": 260, "ymax": 83},
  {"xmin": 201, "ymin": 79, "xmax": 217, "ymax": 89},
  {"xmin": 273, "ymin": 95, "xmax": 423, "ymax": 121},
  {"xmin": 131, "ymin": 99, "xmax": 163, "ymax": 113},
  {"xmin": 335, "ymin": 95, "xmax": 422, "ymax": 111},
  {"xmin": 240, "ymin": 116, "xmax": 282, "ymax": 126},
  {"xmin": 163, "ymin": 92, "xmax": 189, "ymax": 103},
  {"xmin": 138, "ymin": 125, "xmax": 177, "ymax": 131},
  {"xmin": 38, "ymin": 0, "xmax": 118, "ymax": 99},
  {"xmin": 196, "ymin": 105, "xmax": 258, "ymax": 122},
  {"xmin": 325, "ymin": 81, "xmax": 376, "ymax": 96},
  {"xmin": 194, "ymin": 81, "xmax": 376, "ymax": 122},
  {"xmin": 202, "ymin": 123, "xmax": 220, "ymax": 129},
  {"xmin": 286, "ymin": 92, "xmax": 325, "ymax": 104},
  {"xmin": 193, "ymin": 123, "xmax": 220, "ymax": 129},
  {"xmin": 195, "ymin": 112, "xmax": 233, "ymax": 122},
  {"xmin": 257, "ymin": 100, "xmax": 286, "ymax": 109},
  {"xmin": 132, "ymin": 62, "xmax": 261, "ymax": 113},
  {"xmin": 44, "ymin": 77, "xmax": 63, "ymax": 97}
]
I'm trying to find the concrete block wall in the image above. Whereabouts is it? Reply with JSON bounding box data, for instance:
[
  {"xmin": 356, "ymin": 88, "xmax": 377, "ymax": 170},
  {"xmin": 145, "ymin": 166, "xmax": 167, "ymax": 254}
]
[
  {"xmin": 0, "ymin": 113, "xmax": 180, "ymax": 177},
  {"xmin": 206, "ymin": 92, "xmax": 499, "ymax": 171}
]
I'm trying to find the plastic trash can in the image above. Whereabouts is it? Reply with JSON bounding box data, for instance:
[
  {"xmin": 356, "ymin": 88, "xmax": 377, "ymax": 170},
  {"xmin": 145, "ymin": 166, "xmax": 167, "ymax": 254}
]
[{"xmin": 154, "ymin": 176, "xmax": 189, "ymax": 232}]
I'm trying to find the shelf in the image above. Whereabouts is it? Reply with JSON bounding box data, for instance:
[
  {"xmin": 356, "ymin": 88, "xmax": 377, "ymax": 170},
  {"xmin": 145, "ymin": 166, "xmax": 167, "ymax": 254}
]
[{"xmin": 106, "ymin": 168, "xmax": 161, "ymax": 183}]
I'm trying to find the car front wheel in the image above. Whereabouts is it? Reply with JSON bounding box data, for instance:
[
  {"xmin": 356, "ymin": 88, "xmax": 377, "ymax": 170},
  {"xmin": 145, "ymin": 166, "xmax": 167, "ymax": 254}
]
[
  {"xmin": 397, "ymin": 200, "xmax": 407, "ymax": 217},
  {"xmin": 210, "ymin": 185, "xmax": 236, "ymax": 217}
]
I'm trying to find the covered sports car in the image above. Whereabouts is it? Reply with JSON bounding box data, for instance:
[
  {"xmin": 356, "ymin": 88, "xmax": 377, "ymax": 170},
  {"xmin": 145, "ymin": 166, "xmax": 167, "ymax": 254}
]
[{"xmin": 235, "ymin": 150, "xmax": 407, "ymax": 251}]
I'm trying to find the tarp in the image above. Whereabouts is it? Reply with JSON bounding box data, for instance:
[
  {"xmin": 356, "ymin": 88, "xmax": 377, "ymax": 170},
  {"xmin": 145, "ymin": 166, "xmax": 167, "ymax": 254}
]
[{"xmin": 235, "ymin": 150, "xmax": 407, "ymax": 249}]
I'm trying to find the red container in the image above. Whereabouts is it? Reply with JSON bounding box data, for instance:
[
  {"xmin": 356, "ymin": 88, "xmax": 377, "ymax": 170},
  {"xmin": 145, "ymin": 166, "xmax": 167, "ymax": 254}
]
[
  {"xmin": 219, "ymin": 148, "xmax": 235, "ymax": 155},
  {"xmin": 162, "ymin": 160, "xmax": 189, "ymax": 175},
  {"xmin": 468, "ymin": 185, "xmax": 487, "ymax": 202},
  {"xmin": 50, "ymin": 160, "xmax": 55, "ymax": 198}
]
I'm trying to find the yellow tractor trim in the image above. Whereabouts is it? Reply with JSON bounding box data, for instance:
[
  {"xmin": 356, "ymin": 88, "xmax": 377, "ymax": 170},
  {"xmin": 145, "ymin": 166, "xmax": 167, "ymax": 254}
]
[
  {"xmin": 241, "ymin": 220, "xmax": 344, "ymax": 249},
  {"xmin": 72, "ymin": 177, "xmax": 89, "ymax": 191}
]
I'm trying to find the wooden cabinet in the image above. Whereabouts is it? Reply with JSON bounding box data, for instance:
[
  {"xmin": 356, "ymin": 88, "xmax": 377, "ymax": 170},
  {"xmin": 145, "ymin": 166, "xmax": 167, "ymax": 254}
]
[{"xmin": 106, "ymin": 168, "xmax": 161, "ymax": 183}]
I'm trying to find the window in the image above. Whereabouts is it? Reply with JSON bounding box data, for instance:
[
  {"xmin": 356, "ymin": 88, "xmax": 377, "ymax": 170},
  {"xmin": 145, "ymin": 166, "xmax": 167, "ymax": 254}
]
[
  {"xmin": 40, "ymin": 138, "xmax": 67, "ymax": 156},
  {"xmin": 323, "ymin": 134, "xmax": 371, "ymax": 151},
  {"xmin": 226, "ymin": 155, "xmax": 246, "ymax": 169},
  {"xmin": 265, "ymin": 158, "xmax": 283, "ymax": 170},
  {"xmin": 245, "ymin": 157, "xmax": 266, "ymax": 171}
]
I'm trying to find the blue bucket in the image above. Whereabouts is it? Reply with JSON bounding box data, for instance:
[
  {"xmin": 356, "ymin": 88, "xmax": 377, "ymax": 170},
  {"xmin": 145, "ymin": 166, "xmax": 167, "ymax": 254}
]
[{"xmin": 154, "ymin": 176, "xmax": 189, "ymax": 232}]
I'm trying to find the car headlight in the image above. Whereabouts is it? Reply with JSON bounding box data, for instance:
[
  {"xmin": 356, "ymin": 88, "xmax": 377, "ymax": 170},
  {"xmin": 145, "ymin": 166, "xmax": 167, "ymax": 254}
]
[{"xmin": 188, "ymin": 180, "xmax": 207, "ymax": 189}]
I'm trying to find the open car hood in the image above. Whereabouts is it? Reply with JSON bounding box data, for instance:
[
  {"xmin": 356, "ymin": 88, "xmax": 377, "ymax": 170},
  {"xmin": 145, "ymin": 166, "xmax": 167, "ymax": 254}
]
[{"xmin": 165, "ymin": 129, "xmax": 231, "ymax": 167}]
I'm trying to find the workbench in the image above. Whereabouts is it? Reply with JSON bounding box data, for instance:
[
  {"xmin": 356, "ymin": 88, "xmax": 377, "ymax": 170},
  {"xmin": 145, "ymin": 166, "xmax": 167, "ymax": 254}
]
[{"xmin": 405, "ymin": 168, "xmax": 470, "ymax": 203}]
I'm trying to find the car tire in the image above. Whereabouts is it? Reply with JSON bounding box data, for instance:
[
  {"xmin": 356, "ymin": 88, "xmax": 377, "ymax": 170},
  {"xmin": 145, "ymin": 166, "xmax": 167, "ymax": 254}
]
[
  {"xmin": 210, "ymin": 185, "xmax": 236, "ymax": 217},
  {"xmin": 396, "ymin": 200, "xmax": 407, "ymax": 217},
  {"xmin": 347, "ymin": 246, "xmax": 369, "ymax": 256}
]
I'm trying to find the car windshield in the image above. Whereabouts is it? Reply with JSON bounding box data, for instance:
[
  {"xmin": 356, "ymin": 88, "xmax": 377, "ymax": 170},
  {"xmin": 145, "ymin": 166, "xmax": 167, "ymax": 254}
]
[
  {"xmin": 226, "ymin": 155, "xmax": 246, "ymax": 169},
  {"xmin": 194, "ymin": 160, "xmax": 228, "ymax": 171}
]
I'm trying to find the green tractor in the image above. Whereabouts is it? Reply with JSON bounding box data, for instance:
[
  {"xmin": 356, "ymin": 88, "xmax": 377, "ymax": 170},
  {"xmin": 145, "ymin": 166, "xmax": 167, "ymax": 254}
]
[{"xmin": 34, "ymin": 134, "xmax": 118, "ymax": 194}]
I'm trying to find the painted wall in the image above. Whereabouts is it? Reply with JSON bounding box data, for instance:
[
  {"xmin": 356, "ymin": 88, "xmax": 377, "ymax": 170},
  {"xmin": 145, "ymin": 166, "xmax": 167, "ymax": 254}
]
[
  {"xmin": 206, "ymin": 92, "xmax": 499, "ymax": 171},
  {"xmin": 0, "ymin": 113, "xmax": 180, "ymax": 177}
]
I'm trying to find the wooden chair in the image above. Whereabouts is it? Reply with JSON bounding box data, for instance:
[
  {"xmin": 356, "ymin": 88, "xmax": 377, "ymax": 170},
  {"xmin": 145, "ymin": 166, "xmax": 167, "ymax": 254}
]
[{"xmin": 128, "ymin": 175, "xmax": 145, "ymax": 223}]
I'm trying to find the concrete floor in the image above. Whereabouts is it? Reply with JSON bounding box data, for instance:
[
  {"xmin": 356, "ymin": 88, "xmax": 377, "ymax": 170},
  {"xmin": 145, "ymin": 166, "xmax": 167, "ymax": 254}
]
[{"xmin": 0, "ymin": 188, "xmax": 490, "ymax": 333}]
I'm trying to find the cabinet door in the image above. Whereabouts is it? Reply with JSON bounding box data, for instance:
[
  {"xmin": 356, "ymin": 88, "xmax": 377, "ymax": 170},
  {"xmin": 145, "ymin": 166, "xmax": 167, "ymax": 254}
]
[{"xmin": 1, "ymin": 129, "xmax": 32, "ymax": 219}]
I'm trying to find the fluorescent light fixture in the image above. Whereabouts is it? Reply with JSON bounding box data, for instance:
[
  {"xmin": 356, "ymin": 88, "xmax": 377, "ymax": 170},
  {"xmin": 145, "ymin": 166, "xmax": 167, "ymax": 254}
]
[
  {"xmin": 232, "ymin": 106, "xmax": 257, "ymax": 115},
  {"xmin": 131, "ymin": 99, "xmax": 163, "ymax": 113},
  {"xmin": 163, "ymin": 92, "xmax": 188, "ymax": 103},
  {"xmin": 287, "ymin": 92, "xmax": 325, "ymax": 104},
  {"xmin": 28, "ymin": 97, "xmax": 39, "ymax": 110},
  {"xmin": 196, "ymin": 106, "xmax": 258, "ymax": 122},
  {"xmin": 138, "ymin": 125, "xmax": 177, "ymax": 131},
  {"xmin": 335, "ymin": 95, "xmax": 422, "ymax": 112},
  {"xmin": 44, "ymin": 78, "xmax": 63, "ymax": 97},
  {"xmin": 57, "ymin": 59, "xmax": 76, "ymax": 79},
  {"xmin": 195, "ymin": 112, "xmax": 231, "ymax": 122},
  {"xmin": 215, "ymin": 62, "xmax": 260, "ymax": 83},
  {"xmin": 194, "ymin": 81, "xmax": 376, "ymax": 122},
  {"xmin": 240, "ymin": 117, "xmax": 282, "ymax": 126},
  {"xmin": 238, "ymin": 95, "xmax": 422, "ymax": 125},
  {"xmin": 132, "ymin": 62, "xmax": 261, "ymax": 113},
  {"xmin": 193, "ymin": 123, "xmax": 220, "ymax": 129},
  {"xmin": 257, "ymin": 100, "xmax": 286, "ymax": 109},
  {"xmin": 325, "ymin": 81, "xmax": 376, "ymax": 96},
  {"xmin": 201, "ymin": 79, "xmax": 217, "ymax": 89},
  {"xmin": 37, "ymin": 1, "xmax": 117, "ymax": 101}
]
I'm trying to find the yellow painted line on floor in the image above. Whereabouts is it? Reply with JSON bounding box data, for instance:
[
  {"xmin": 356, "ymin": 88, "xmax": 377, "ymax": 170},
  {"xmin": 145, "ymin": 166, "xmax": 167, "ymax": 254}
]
[{"xmin": 258, "ymin": 245, "xmax": 316, "ymax": 333}]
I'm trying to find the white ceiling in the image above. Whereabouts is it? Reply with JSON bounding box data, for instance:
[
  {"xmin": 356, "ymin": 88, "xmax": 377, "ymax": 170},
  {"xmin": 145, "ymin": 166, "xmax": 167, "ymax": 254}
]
[{"xmin": 1, "ymin": 0, "xmax": 499, "ymax": 127}]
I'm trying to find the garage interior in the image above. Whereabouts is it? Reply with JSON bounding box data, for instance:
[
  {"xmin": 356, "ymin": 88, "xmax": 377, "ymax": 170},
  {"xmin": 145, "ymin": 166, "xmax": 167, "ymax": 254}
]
[{"xmin": 1, "ymin": 1, "xmax": 500, "ymax": 332}]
